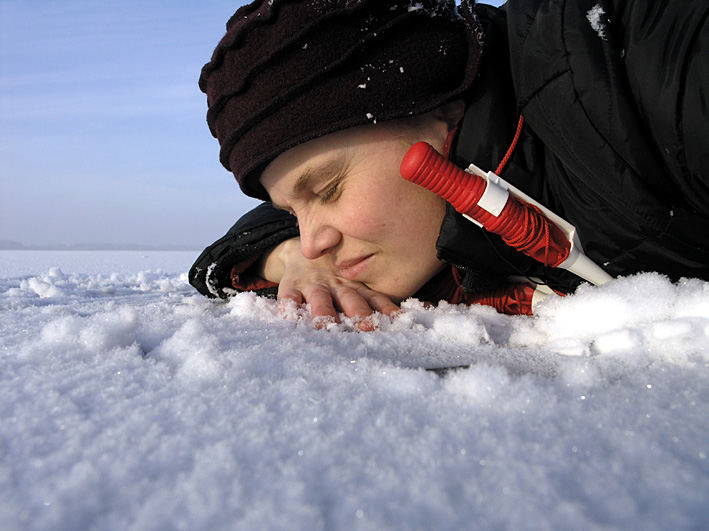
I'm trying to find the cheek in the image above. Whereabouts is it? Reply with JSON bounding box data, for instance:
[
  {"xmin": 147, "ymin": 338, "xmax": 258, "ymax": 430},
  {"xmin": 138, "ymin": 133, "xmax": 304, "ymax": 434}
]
[
  {"xmin": 342, "ymin": 179, "xmax": 442, "ymax": 242},
  {"xmin": 335, "ymin": 184, "xmax": 395, "ymax": 235},
  {"xmin": 337, "ymin": 202, "xmax": 388, "ymax": 238}
]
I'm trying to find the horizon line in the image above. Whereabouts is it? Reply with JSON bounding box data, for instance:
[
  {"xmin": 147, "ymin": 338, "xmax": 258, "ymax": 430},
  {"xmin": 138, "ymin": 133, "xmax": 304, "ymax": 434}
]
[{"xmin": 0, "ymin": 240, "xmax": 201, "ymax": 252}]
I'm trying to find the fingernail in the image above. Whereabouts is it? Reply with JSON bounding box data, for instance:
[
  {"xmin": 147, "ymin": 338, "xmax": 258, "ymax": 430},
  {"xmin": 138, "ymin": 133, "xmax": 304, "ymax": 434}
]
[
  {"xmin": 278, "ymin": 298, "xmax": 301, "ymax": 320},
  {"xmin": 313, "ymin": 315, "xmax": 337, "ymax": 329},
  {"xmin": 355, "ymin": 316, "xmax": 376, "ymax": 332}
]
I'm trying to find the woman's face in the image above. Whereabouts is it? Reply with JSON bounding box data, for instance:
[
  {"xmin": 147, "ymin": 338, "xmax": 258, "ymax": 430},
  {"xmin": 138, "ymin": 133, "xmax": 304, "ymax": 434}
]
[{"xmin": 260, "ymin": 114, "xmax": 451, "ymax": 302}]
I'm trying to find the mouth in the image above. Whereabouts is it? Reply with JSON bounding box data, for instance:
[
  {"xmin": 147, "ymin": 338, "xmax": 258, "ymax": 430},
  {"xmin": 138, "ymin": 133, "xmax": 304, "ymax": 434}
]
[{"xmin": 335, "ymin": 254, "xmax": 374, "ymax": 280}]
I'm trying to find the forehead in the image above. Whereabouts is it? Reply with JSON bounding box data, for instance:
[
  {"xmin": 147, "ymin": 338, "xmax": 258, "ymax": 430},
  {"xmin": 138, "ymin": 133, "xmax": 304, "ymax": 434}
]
[
  {"xmin": 260, "ymin": 142, "xmax": 345, "ymax": 202},
  {"xmin": 259, "ymin": 126, "xmax": 370, "ymax": 196},
  {"xmin": 259, "ymin": 121, "xmax": 412, "ymax": 192}
]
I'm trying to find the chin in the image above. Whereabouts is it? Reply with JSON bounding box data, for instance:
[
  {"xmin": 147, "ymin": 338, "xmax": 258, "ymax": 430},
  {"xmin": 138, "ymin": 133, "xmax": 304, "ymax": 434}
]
[
  {"xmin": 365, "ymin": 264, "xmax": 443, "ymax": 304},
  {"xmin": 366, "ymin": 281, "xmax": 418, "ymax": 305}
]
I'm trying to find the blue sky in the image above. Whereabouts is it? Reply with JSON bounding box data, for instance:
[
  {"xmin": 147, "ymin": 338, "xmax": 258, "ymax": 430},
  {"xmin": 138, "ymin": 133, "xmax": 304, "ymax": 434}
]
[
  {"xmin": 1, "ymin": 1, "xmax": 503, "ymax": 249},
  {"xmin": 1, "ymin": 0, "xmax": 256, "ymax": 248}
]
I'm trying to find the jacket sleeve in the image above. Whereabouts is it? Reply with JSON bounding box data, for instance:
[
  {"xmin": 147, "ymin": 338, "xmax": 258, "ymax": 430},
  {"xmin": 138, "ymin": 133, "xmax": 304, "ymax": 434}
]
[{"xmin": 188, "ymin": 202, "xmax": 299, "ymax": 299}]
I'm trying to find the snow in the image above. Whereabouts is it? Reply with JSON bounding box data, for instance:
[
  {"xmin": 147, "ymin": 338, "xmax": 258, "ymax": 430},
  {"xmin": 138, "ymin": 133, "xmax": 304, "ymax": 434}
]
[
  {"xmin": 1, "ymin": 251, "xmax": 708, "ymax": 530},
  {"xmin": 587, "ymin": 4, "xmax": 608, "ymax": 40}
]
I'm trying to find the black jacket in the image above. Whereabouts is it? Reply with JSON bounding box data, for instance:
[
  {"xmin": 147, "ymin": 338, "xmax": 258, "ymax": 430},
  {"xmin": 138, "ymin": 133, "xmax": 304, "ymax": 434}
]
[{"xmin": 190, "ymin": 0, "xmax": 709, "ymax": 300}]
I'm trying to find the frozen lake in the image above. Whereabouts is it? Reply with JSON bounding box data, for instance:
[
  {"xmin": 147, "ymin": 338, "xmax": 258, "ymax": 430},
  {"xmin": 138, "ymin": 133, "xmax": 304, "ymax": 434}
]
[
  {"xmin": 0, "ymin": 250, "xmax": 197, "ymax": 277},
  {"xmin": 1, "ymin": 251, "xmax": 708, "ymax": 530}
]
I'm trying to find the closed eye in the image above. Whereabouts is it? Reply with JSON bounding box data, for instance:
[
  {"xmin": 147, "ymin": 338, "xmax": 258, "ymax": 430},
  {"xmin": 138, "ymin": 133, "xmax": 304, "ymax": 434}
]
[{"xmin": 319, "ymin": 176, "xmax": 344, "ymax": 203}]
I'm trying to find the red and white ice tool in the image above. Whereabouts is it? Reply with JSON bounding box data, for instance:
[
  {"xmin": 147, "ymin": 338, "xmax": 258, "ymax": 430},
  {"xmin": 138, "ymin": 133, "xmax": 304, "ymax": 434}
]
[{"xmin": 400, "ymin": 142, "xmax": 613, "ymax": 286}]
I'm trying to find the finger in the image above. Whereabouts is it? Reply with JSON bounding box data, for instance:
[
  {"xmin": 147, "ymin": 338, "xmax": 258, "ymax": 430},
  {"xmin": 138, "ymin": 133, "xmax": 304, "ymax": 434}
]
[
  {"xmin": 353, "ymin": 317, "xmax": 375, "ymax": 332},
  {"xmin": 330, "ymin": 286, "xmax": 379, "ymax": 331},
  {"xmin": 276, "ymin": 288, "xmax": 304, "ymax": 322},
  {"xmin": 302, "ymin": 284, "xmax": 339, "ymax": 328},
  {"xmin": 332, "ymin": 285, "xmax": 375, "ymax": 318},
  {"xmin": 357, "ymin": 288, "xmax": 400, "ymax": 317},
  {"xmin": 277, "ymin": 285, "xmax": 304, "ymax": 305}
]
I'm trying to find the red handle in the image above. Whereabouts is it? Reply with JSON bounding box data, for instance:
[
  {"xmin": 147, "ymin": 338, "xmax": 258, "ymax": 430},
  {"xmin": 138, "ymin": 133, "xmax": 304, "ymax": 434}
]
[
  {"xmin": 401, "ymin": 142, "xmax": 571, "ymax": 268},
  {"xmin": 400, "ymin": 142, "xmax": 486, "ymax": 215}
]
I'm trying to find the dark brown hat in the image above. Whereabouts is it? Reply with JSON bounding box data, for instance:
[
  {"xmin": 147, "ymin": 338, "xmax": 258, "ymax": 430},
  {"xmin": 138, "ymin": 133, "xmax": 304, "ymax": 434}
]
[{"xmin": 200, "ymin": 0, "xmax": 483, "ymax": 200}]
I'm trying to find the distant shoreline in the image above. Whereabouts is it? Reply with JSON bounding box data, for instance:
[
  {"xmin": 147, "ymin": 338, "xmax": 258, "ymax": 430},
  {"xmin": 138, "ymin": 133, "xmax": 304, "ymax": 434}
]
[{"xmin": 0, "ymin": 241, "xmax": 199, "ymax": 252}]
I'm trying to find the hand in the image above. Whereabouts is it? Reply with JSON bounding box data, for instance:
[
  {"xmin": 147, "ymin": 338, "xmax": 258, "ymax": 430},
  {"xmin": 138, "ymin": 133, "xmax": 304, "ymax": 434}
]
[{"xmin": 259, "ymin": 238, "xmax": 400, "ymax": 330}]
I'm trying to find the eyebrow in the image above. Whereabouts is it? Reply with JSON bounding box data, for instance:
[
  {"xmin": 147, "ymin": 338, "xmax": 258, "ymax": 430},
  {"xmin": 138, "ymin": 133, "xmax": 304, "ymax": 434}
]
[{"xmin": 272, "ymin": 154, "xmax": 348, "ymax": 210}]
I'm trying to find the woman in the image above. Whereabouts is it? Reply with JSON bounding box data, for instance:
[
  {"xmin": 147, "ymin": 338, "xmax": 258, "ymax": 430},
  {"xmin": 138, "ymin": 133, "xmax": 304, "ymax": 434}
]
[{"xmin": 189, "ymin": 0, "xmax": 709, "ymax": 323}]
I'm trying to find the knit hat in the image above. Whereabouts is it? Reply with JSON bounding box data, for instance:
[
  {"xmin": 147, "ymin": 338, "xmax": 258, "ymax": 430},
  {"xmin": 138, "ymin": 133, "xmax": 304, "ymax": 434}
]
[{"xmin": 200, "ymin": 0, "xmax": 483, "ymax": 200}]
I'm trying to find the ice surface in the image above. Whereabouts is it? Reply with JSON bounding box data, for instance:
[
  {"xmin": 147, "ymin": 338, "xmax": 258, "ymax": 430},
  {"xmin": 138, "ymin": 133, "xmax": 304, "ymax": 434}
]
[{"xmin": 1, "ymin": 252, "xmax": 708, "ymax": 530}]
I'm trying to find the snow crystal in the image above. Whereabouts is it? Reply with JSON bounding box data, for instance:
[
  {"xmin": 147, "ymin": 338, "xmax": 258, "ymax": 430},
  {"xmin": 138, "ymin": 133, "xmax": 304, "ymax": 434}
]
[
  {"xmin": 204, "ymin": 261, "xmax": 220, "ymax": 297},
  {"xmin": 1, "ymin": 251, "xmax": 708, "ymax": 530},
  {"xmin": 587, "ymin": 4, "xmax": 607, "ymax": 40}
]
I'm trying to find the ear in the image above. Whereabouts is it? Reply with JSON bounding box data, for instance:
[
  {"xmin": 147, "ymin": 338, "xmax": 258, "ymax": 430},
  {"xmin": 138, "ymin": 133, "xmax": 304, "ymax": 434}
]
[
  {"xmin": 436, "ymin": 99, "xmax": 466, "ymax": 131},
  {"xmin": 419, "ymin": 100, "xmax": 465, "ymax": 152}
]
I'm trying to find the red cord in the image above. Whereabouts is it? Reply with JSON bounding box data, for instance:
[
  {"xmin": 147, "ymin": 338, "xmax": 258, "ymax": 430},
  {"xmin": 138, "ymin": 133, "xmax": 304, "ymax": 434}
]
[
  {"xmin": 467, "ymin": 282, "xmax": 536, "ymax": 315},
  {"xmin": 401, "ymin": 136, "xmax": 571, "ymax": 268},
  {"xmin": 495, "ymin": 115, "xmax": 525, "ymax": 175},
  {"xmin": 488, "ymin": 115, "xmax": 566, "ymax": 266}
]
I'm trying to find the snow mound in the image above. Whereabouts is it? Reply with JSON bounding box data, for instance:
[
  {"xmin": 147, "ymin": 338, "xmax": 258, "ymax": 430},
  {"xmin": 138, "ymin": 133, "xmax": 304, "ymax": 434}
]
[{"xmin": 1, "ymin": 256, "xmax": 708, "ymax": 530}]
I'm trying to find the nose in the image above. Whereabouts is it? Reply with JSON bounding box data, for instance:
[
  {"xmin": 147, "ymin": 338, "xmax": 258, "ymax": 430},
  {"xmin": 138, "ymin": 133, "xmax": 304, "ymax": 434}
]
[{"xmin": 298, "ymin": 214, "xmax": 341, "ymax": 259}]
